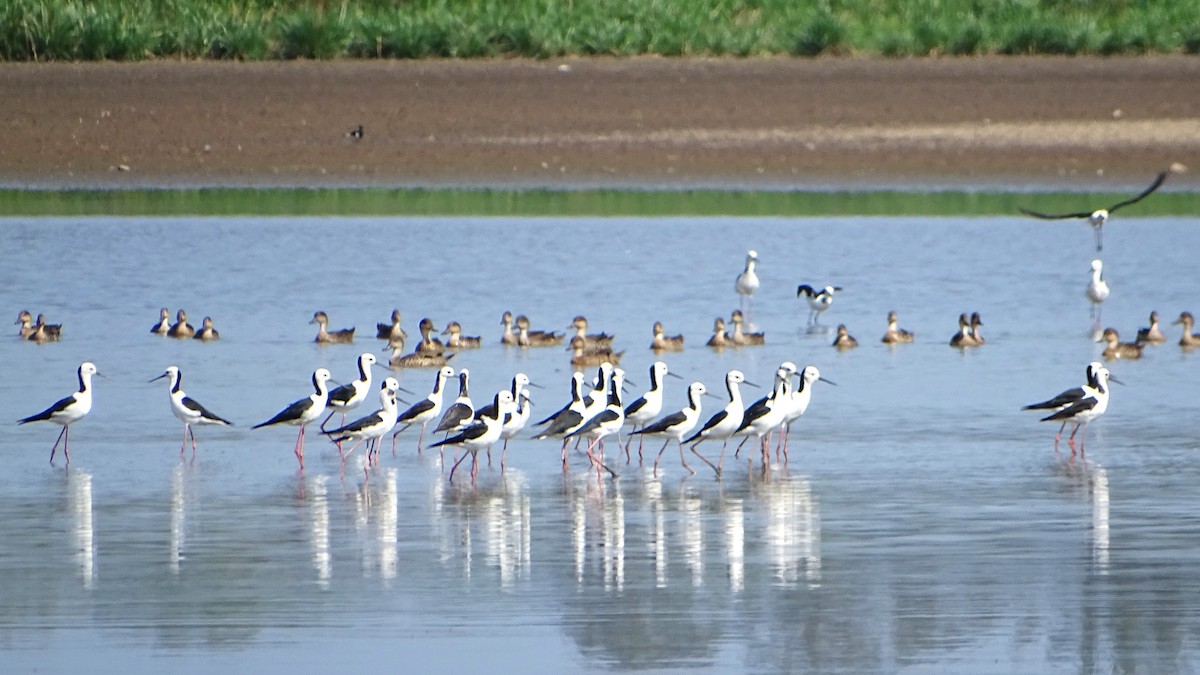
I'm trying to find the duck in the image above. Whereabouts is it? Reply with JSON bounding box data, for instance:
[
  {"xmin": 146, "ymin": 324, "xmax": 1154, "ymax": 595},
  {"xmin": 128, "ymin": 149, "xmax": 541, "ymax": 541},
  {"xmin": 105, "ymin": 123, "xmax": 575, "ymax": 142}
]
[
  {"xmin": 500, "ymin": 311, "xmax": 519, "ymax": 346},
  {"xmin": 415, "ymin": 318, "xmax": 445, "ymax": 354},
  {"xmin": 376, "ymin": 309, "xmax": 407, "ymax": 343},
  {"xmin": 650, "ymin": 321, "xmax": 684, "ymax": 351},
  {"xmin": 968, "ymin": 312, "xmax": 985, "ymax": 345},
  {"xmin": 1174, "ymin": 312, "xmax": 1200, "ymax": 348},
  {"xmin": 569, "ymin": 315, "xmax": 614, "ymax": 350},
  {"xmin": 193, "ymin": 316, "xmax": 220, "ymax": 341},
  {"xmin": 15, "ymin": 310, "xmax": 34, "ymax": 338},
  {"xmin": 706, "ymin": 317, "xmax": 730, "ymax": 348},
  {"xmin": 832, "ymin": 324, "xmax": 859, "ymax": 350},
  {"xmin": 385, "ymin": 338, "xmax": 453, "ymax": 369},
  {"xmin": 27, "ymin": 314, "xmax": 63, "ymax": 343},
  {"xmin": 516, "ymin": 315, "xmax": 564, "ymax": 347},
  {"xmin": 150, "ymin": 308, "xmax": 171, "ymax": 335},
  {"xmin": 311, "ymin": 311, "xmax": 354, "ymax": 344},
  {"xmin": 167, "ymin": 309, "xmax": 195, "ymax": 339},
  {"xmin": 728, "ymin": 310, "xmax": 764, "ymax": 346},
  {"xmin": 881, "ymin": 310, "xmax": 914, "ymax": 344},
  {"xmin": 442, "ymin": 321, "xmax": 481, "ymax": 349},
  {"xmin": 568, "ymin": 336, "xmax": 623, "ymax": 367},
  {"xmin": 949, "ymin": 313, "xmax": 978, "ymax": 348},
  {"xmin": 1101, "ymin": 328, "xmax": 1142, "ymax": 360},
  {"xmin": 1135, "ymin": 310, "xmax": 1166, "ymax": 344}
]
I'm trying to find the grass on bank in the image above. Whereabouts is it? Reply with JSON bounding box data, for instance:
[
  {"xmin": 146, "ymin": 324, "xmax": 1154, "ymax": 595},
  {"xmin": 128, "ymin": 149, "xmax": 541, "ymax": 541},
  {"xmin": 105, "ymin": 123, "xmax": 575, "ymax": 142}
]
[
  {"xmin": 3, "ymin": 0, "xmax": 1200, "ymax": 61},
  {"xmin": 2, "ymin": 188, "xmax": 1199, "ymax": 218}
]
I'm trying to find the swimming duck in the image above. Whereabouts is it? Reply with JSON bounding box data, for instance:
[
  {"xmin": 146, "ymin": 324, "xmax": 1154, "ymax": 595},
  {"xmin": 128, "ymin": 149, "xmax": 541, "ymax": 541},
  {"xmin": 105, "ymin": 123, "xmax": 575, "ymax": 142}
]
[
  {"xmin": 28, "ymin": 314, "xmax": 62, "ymax": 343},
  {"xmin": 881, "ymin": 310, "xmax": 914, "ymax": 344},
  {"xmin": 1174, "ymin": 312, "xmax": 1200, "ymax": 348},
  {"xmin": 150, "ymin": 308, "xmax": 171, "ymax": 335},
  {"xmin": 569, "ymin": 315, "xmax": 614, "ymax": 350},
  {"xmin": 832, "ymin": 324, "xmax": 859, "ymax": 350},
  {"xmin": 706, "ymin": 317, "xmax": 730, "ymax": 348},
  {"xmin": 15, "ymin": 310, "xmax": 34, "ymax": 338},
  {"xmin": 385, "ymin": 338, "xmax": 453, "ymax": 368},
  {"xmin": 500, "ymin": 311, "xmax": 519, "ymax": 346},
  {"xmin": 311, "ymin": 311, "xmax": 354, "ymax": 344},
  {"xmin": 516, "ymin": 315, "xmax": 564, "ymax": 347},
  {"xmin": 376, "ymin": 309, "xmax": 407, "ymax": 343},
  {"xmin": 969, "ymin": 312, "xmax": 986, "ymax": 345},
  {"xmin": 1135, "ymin": 310, "xmax": 1166, "ymax": 344},
  {"xmin": 568, "ymin": 336, "xmax": 623, "ymax": 367},
  {"xmin": 442, "ymin": 321, "xmax": 481, "ymax": 349},
  {"xmin": 1101, "ymin": 328, "xmax": 1142, "ymax": 360},
  {"xmin": 167, "ymin": 309, "xmax": 195, "ymax": 339},
  {"xmin": 949, "ymin": 313, "xmax": 978, "ymax": 348},
  {"xmin": 194, "ymin": 316, "xmax": 220, "ymax": 341},
  {"xmin": 728, "ymin": 310, "xmax": 764, "ymax": 346},
  {"xmin": 650, "ymin": 321, "xmax": 684, "ymax": 351},
  {"xmin": 415, "ymin": 318, "xmax": 446, "ymax": 354}
]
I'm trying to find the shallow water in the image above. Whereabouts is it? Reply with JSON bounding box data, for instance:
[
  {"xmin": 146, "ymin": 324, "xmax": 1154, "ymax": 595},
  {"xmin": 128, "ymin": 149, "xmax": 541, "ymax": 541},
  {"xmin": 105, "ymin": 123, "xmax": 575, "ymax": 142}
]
[{"xmin": 2, "ymin": 215, "xmax": 1199, "ymax": 672}]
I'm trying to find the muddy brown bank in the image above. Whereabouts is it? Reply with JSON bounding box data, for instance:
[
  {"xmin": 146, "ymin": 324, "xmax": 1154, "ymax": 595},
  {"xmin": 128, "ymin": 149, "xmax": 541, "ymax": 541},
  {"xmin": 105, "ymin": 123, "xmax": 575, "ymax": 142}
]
[{"xmin": 1, "ymin": 56, "xmax": 1197, "ymax": 189}]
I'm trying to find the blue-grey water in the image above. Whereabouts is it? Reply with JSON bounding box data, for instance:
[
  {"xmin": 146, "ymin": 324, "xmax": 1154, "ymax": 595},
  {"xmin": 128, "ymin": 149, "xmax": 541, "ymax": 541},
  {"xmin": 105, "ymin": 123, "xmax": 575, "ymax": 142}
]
[{"xmin": 2, "ymin": 215, "xmax": 1199, "ymax": 673}]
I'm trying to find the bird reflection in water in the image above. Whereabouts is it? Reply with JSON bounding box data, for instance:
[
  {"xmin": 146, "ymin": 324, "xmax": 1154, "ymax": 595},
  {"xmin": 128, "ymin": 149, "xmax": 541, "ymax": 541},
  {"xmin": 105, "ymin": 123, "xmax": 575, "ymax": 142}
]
[
  {"xmin": 431, "ymin": 473, "xmax": 532, "ymax": 588},
  {"xmin": 724, "ymin": 498, "xmax": 745, "ymax": 593},
  {"xmin": 681, "ymin": 485, "xmax": 704, "ymax": 587},
  {"xmin": 759, "ymin": 474, "xmax": 822, "ymax": 587},
  {"xmin": 569, "ymin": 477, "xmax": 626, "ymax": 590},
  {"xmin": 641, "ymin": 474, "xmax": 668, "ymax": 589},
  {"xmin": 69, "ymin": 470, "xmax": 95, "ymax": 589},
  {"xmin": 307, "ymin": 474, "xmax": 331, "ymax": 588},
  {"xmin": 1060, "ymin": 460, "xmax": 1110, "ymax": 575},
  {"xmin": 170, "ymin": 465, "xmax": 187, "ymax": 575},
  {"xmin": 354, "ymin": 468, "xmax": 399, "ymax": 583}
]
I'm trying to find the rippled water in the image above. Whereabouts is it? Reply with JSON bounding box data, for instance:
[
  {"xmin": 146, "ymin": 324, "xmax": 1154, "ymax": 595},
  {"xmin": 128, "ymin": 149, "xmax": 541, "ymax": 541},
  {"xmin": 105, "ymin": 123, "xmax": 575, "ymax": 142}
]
[{"xmin": 2, "ymin": 215, "xmax": 1199, "ymax": 672}]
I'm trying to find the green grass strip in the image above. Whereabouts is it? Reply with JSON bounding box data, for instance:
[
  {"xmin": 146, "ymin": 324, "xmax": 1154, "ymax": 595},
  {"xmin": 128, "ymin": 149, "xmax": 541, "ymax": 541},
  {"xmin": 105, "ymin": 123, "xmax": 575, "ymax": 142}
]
[
  {"xmin": 4, "ymin": 0, "xmax": 1200, "ymax": 61},
  {"xmin": 1, "ymin": 188, "xmax": 1197, "ymax": 217}
]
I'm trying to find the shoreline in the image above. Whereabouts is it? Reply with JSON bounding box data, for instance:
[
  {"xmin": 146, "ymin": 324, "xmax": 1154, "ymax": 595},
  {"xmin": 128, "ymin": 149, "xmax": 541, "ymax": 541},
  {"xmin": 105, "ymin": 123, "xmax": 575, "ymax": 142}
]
[{"xmin": 1, "ymin": 56, "xmax": 1197, "ymax": 191}]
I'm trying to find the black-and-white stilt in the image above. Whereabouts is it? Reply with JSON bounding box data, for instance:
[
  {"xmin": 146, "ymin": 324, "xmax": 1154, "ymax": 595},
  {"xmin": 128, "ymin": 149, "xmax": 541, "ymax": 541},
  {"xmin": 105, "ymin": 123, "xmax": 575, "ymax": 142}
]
[
  {"xmin": 1037, "ymin": 365, "xmax": 1119, "ymax": 457},
  {"xmin": 325, "ymin": 377, "xmax": 400, "ymax": 472},
  {"xmin": 1019, "ymin": 170, "xmax": 1168, "ymax": 252},
  {"xmin": 433, "ymin": 390, "xmax": 513, "ymax": 485},
  {"xmin": 1024, "ymin": 362, "xmax": 1103, "ymax": 451},
  {"xmin": 684, "ymin": 370, "xmax": 753, "ymax": 477},
  {"xmin": 392, "ymin": 365, "xmax": 454, "ymax": 454},
  {"xmin": 150, "ymin": 365, "xmax": 232, "ymax": 460},
  {"xmin": 734, "ymin": 365, "xmax": 792, "ymax": 470},
  {"xmin": 735, "ymin": 249, "xmax": 759, "ymax": 325},
  {"xmin": 636, "ymin": 381, "xmax": 709, "ymax": 474},
  {"xmin": 1087, "ymin": 259, "xmax": 1110, "ymax": 333},
  {"xmin": 623, "ymin": 361, "xmax": 677, "ymax": 462},
  {"xmin": 19, "ymin": 362, "xmax": 99, "ymax": 466},
  {"xmin": 252, "ymin": 368, "xmax": 332, "ymax": 471},
  {"xmin": 322, "ymin": 352, "xmax": 376, "ymax": 433},
  {"xmin": 796, "ymin": 284, "xmax": 842, "ymax": 326},
  {"xmin": 565, "ymin": 369, "xmax": 625, "ymax": 480},
  {"xmin": 432, "ymin": 369, "xmax": 473, "ymax": 441},
  {"xmin": 532, "ymin": 372, "xmax": 589, "ymax": 470},
  {"xmin": 777, "ymin": 364, "xmax": 835, "ymax": 460}
]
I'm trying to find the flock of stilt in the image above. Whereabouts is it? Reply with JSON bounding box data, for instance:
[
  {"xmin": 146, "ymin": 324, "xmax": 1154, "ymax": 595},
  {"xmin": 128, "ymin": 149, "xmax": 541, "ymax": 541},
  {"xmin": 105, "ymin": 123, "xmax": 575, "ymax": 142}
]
[{"xmin": 13, "ymin": 170, "xmax": 1198, "ymax": 478}]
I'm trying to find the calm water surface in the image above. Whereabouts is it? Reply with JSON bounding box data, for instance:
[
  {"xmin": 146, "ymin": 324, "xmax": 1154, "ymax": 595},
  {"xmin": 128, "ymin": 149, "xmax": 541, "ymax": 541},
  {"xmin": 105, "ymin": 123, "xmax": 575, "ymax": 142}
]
[{"xmin": 2, "ymin": 215, "xmax": 1199, "ymax": 673}]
